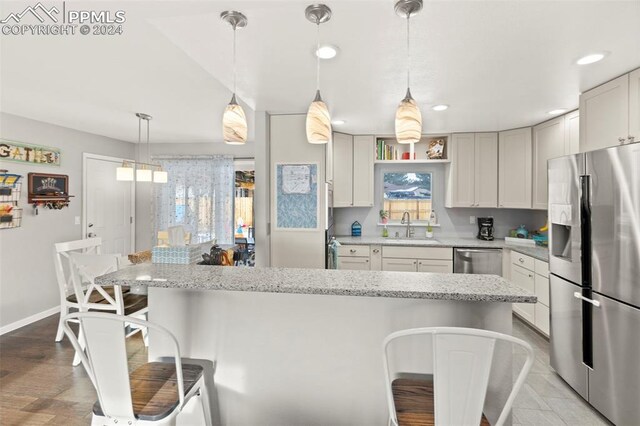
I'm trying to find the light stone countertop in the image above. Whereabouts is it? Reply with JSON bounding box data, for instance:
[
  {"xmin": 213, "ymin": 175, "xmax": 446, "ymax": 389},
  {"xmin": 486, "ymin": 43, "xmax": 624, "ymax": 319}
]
[
  {"xmin": 335, "ymin": 236, "xmax": 549, "ymax": 262},
  {"xmin": 97, "ymin": 263, "xmax": 536, "ymax": 304}
]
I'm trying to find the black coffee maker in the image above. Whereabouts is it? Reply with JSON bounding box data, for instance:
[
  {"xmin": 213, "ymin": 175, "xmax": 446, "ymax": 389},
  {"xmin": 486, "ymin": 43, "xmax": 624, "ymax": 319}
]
[{"xmin": 477, "ymin": 217, "xmax": 494, "ymax": 241}]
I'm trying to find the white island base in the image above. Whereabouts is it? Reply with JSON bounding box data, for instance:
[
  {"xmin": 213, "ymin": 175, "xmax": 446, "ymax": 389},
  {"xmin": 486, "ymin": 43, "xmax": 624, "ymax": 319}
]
[{"xmin": 148, "ymin": 288, "xmax": 514, "ymax": 426}]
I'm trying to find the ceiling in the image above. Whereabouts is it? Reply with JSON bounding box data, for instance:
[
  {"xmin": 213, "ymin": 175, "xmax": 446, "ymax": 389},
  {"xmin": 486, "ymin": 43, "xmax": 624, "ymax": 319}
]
[{"xmin": 1, "ymin": 0, "xmax": 639, "ymax": 143}]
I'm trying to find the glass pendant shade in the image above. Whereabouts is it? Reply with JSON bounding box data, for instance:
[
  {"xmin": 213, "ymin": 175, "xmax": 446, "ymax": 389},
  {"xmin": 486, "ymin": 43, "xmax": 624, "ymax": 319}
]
[
  {"xmin": 136, "ymin": 168, "xmax": 152, "ymax": 182},
  {"xmin": 223, "ymin": 95, "xmax": 248, "ymax": 145},
  {"xmin": 395, "ymin": 89, "xmax": 422, "ymax": 144},
  {"xmin": 116, "ymin": 165, "xmax": 134, "ymax": 181},
  {"xmin": 153, "ymin": 170, "xmax": 168, "ymax": 183},
  {"xmin": 306, "ymin": 91, "xmax": 332, "ymax": 144}
]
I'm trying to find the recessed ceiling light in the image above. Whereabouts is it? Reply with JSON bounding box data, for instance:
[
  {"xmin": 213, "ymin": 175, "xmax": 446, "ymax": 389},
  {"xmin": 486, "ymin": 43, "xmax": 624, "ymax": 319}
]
[
  {"xmin": 548, "ymin": 109, "xmax": 567, "ymax": 115},
  {"xmin": 331, "ymin": 119, "xmax": 345, "ymax": 125},
  {"xmin": 576, "ymin": 53, "xmax": 606, "ymax": 65},
  {"xmin": 432, "ymin": 105, "xmax": 449, "ymax": 111},
  {"xmin": 316, "ymin": 45, "xmax": 338, "ymax": 59}
]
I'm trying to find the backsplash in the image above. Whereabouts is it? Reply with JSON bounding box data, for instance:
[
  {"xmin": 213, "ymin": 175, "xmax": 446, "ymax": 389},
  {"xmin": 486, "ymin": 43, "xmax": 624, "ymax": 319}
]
[{"xmin": 333, "ymin": 163, "xmax": 547, "ymax": 238}]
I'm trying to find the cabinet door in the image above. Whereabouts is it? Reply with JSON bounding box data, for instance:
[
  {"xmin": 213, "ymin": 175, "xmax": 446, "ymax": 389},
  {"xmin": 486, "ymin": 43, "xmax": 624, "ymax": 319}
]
[
  {"xmin": 382, "ymin": 258, "xmax": 417, "ymax": 272},
  {"xmin": 532, "ymin": 117, "xmax": 566, "ymax": 210},
  {"xmin": 511, "ymin": 263, "xmax": 535, "ymax": 324},
  {"xmin": 564, "ymin": 110, "xmax": 580, "ymax": 155},
  {"xmin": 629, "ymin": 68, "xmax": 640, "ymax": 143},
  {"xmin": 498, "ymin": 128, "xmax": 532, "ymax": 208},
  {"xmin": 534, "ymin": 273, "xmax": 550, "ymax": 306},
  {"xmin": 417, "ymin": 259, "xmax": 453, "ymax": 273},
  {"xmin": 338, "ymin": 256, "xmax": 370, "ymax": 271},
  {"xmin": 370, "ymin": 245, "xmax": 382, "ymax": 271},
  {"xmin": 448, "ymin": 133, "xmax": 476, "ymax": 207},
  {"xmin": 579, "ymin": 74, "xmax": 629, "ymax": 152},
  {"xmin": 534, "ymin": 303, "xmax": 550, "ymax": 336},
  {"xmin": 333, "ymin": 133, "xmax": 353, "ymax": 207},
  {"xmin": 474, "ymin": 133, "xmax": 498, "ymax": 207},
  {"xmin": 352, "ymin": 136, "xmax": 374, "ymax": 207}
]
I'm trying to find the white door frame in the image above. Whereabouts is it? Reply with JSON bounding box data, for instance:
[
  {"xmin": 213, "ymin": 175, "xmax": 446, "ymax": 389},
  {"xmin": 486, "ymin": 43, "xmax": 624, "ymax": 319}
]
[{"xmin": 82, "ymin": 153, "xmax": 136, "ymax": 252}]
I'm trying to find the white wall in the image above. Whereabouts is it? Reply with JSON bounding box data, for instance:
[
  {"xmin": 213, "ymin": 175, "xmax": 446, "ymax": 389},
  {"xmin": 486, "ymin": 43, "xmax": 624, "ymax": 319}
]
[
  {"xmin": 0, "ymin": 113, "xmax": 135, "ymax": 329},
  {"xmin": 134, "ymin": 141, "xmax": 256, "ymax": 251},
  {"xmin": 270, "ymin": 114, "xmax": 326, "ymax": 269},
  {"xmin": 334, "ymin": 162, "xmax": 547, "ymax": 238}
]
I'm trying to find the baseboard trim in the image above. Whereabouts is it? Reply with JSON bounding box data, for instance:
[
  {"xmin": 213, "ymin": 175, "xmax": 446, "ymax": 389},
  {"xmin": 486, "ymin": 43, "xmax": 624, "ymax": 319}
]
[{"xmin": 0, "ymin": 306, "xmax": 60, "ymax": 336}]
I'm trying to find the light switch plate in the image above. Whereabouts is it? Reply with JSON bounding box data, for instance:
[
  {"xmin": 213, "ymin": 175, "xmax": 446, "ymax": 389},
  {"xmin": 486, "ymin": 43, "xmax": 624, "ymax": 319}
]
[
  {"xmin": 74, "ymin": 216, "xmax": 81, "ymax": 225},
  {"xmin": 470, "ymin": 215, "xmax": 476, "ymax": 225}
]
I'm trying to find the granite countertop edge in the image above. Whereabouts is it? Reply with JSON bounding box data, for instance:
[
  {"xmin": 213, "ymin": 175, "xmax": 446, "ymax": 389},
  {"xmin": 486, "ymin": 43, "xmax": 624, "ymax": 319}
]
[{"xmin": 97, "ymin": 265, "xmax": 537, "ymax": 304}]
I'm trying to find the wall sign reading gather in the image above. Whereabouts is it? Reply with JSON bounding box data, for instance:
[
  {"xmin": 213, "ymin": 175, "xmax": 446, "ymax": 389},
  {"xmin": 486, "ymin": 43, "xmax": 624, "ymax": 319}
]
[{"xmin": 0, "ymin": 140, "xmax": 61, "ymax": 166}]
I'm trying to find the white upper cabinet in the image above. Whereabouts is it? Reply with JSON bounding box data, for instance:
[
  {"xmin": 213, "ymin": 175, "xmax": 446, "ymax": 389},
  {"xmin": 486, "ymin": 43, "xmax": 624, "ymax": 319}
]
[
  {"xmin": 332, "ymin": 133, "xmax": 374, "ymax": 208},
  {"xmin": 629, "ymin": 68, "xmax": 640, "ymax": 143},
  {"xmin": 564, "ymin": 110, "xmax": 580, "ymax": 155},
  {"xmin": 474, "ymin": 133, "xmax": 499, "ymax": 207},
  {"xmin": 352, "ymin": 136, "xmax": 374, "ymax": 207},
  {"xmin": 446, "ymin": 132, "xmax": 497, "ymax": 208},
  {"xmin": 532, "ymin": 116, "xmax": 567, "ymax": 210},
  {"xmin": 447, "ymin": 133, "xmax": 475, "ymax": 207},
  {"xmin": 498, "ymin": 128, "xmax": 532, "ymax": 209},
  {"xmin": 579, "ymin": 74, "xmax": 629, "ymax": 152},
  {"xmin": 333, "ymin": 132, "xmax": 353, "ymax": 207}
]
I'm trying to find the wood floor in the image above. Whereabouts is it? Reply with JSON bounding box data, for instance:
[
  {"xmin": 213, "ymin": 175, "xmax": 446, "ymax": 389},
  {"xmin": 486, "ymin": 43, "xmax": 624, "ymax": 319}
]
[
  {"xmin": 0, "ymin": 314, "xmax": 611, "ymax": 425},
  {"xmin": 0, "ymin": 314, "xmax": 147, "ymax": 425}
]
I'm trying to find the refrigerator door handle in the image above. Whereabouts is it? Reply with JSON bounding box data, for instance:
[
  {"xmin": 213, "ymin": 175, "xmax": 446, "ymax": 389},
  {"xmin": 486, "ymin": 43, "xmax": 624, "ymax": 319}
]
[{"xmin": 573, "ymin": 292, "xmax": 601, "ymax": 307}]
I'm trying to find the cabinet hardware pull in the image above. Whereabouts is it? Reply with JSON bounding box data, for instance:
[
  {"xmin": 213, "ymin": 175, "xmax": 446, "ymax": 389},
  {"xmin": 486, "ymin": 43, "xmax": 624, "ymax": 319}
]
[
  {"xmin": 629, "ymin": 136, "xmax": 635, "ymax": 143},
  {"xmin": 350, "ymin": 249, "xmax": 356, "ymax": 253},
  {"xmin": 573, "ymin": 292, "xmax": 601, "ymax": 307},
  {"xmin": 365, "ymin": 260, "xmax": 369, "ymax": 262},
  {"xmin": 373, "ymin": 249, "xmax": 379, "ymax": 253},
  {"xmin": 528, "ymin": 274, "xmax": 533, "ymax": 278},
  {"xmin": 618, "ymin": 137, "xmax": 626, "ymax": 144},
  {"xmin": 519, "ymin": 258, "xmax": 524, "ymax": 263}
]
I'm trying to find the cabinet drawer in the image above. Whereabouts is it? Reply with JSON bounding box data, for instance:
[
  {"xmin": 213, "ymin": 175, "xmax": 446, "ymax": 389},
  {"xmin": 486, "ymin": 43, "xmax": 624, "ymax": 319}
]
[
  {"xmin": 383, "ymin": 246, "xmax": 452, "ymax": 260},
  {"xmin": 535, "ymin": 303, "xmax": 550, "ymax": 336},
  {"xmin": 514, "ymin": 303, "xmax": 535, "ymax": 325},
  {"xmin": 417, "ymin": 260, "xmax": 453, "ymax": 273},
  {"xmin": 337, "ymin": 257, "xmax": 370, "ymax": 271},
  {"xmin": 534, "ymin": 259, "xmax": 549, "ymax": 277},
  {"xmin": 382, "ymin": 258, "xmax": 417, "ymax": 272},
  {"xmin": 535, "ymin": 274, "xmax": 550, "ymax": 306},
  {"xmin": 511, "ymin": 251, "xmax": 535, "ymax": 271},
  {"xmin": 338, "ymin": 245, "xmax": 370, "ymax": 258},
  {"xmin": 511, "ymin": 264, "xmax": 535, "ymax": 293}
]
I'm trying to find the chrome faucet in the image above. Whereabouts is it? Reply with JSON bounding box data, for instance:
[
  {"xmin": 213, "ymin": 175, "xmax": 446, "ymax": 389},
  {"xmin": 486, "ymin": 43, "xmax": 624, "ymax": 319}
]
[{"xmin": 400, "ymin": 211, "xmax": 414, "ymax": 238}]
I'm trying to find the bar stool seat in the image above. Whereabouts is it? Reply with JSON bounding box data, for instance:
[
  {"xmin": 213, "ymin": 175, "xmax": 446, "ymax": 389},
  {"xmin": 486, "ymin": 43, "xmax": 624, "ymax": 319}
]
[
  {"xmin": 391, "ymin": 375, "xmax": 490, "ymax": 426},
  {"xmin": 65, "ymin": 285, "xmax": 130, "ymax": 304},
  {"xmin": 92, "ymin": 362, "xmax": 204, "ymax": 422}
]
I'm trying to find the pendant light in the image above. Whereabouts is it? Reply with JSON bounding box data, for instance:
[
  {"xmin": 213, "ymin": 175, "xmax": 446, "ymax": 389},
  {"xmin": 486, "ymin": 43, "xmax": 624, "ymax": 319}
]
[
  {"xmin": 221, "ymin": 11, "xmax": 248, "ymax": 145},
  {"xmin": 394, "ymin": 0, "xmax": 423, "ymax": 144},
  {"xmin": 305, "ymin": 4, "xmax": 332, "ymax": 144}
]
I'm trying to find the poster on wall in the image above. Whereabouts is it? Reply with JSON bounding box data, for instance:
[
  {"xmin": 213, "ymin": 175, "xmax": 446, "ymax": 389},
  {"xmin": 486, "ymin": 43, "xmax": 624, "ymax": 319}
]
[
  {"xmin": 0, "ymin": 140, "xmax": 61, "ymax": 166},
  {"xmin": 275, "ymin": 163, "xmax": 318, "ymax": 230}
]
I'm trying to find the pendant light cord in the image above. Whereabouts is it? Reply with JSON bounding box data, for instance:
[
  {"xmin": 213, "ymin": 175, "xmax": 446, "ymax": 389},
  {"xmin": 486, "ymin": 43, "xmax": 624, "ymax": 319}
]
[
  {"xmin": 233, "ymin": 25, "xmax": 237, "ymax": 95},
  {"xmin": 406, "ymin": 15, "xmax": 411, "ymax": 91},
  {"xmin": 316, "ymin": 22, "xmax": 320, "ymax": 91}
]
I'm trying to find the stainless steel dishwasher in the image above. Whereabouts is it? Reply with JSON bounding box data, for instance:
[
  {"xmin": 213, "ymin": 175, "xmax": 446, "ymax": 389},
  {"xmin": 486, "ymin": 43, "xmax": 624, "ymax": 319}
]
[{"xmin": 453, "ymin": 248, "xmax": 502, "ymax": 275}]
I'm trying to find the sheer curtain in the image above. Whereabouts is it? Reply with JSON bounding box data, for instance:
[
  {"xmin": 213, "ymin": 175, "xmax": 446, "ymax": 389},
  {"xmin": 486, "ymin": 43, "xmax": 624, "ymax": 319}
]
[{"xmin": 153, "ymin": 156, "xmax": 234, "ymax": 244}]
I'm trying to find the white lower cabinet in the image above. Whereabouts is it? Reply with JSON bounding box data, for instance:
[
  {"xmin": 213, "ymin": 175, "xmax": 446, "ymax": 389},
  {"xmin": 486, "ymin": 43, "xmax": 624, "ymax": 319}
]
[
  {"xmin": 338, "ymin": 257, "xmax": 370, "ymax": 271},
  {"xmin": 382, "ymin": 246, "xmax": 453, "ymax": 273},
  {"xmin": 382, "ymin": 258, "xmax": 417, "ymax": 272},
  {"xmin": 510, "ymin": 251, "xmax": 550, "ymax": 336},
  {"xmin": 337, "ymin": 244, "xmax": 370, "ymax": 271},
  {"xmin": 370, "ymin": 245, "xmax": 382, "ymax": 271}
]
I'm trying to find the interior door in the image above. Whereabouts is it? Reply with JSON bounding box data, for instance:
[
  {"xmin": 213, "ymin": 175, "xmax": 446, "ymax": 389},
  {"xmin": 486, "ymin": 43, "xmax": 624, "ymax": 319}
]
[
  {"xmin": 549, "ymin": 274, "xmax": 588, "ymax": 400},
  {"xmin": 587, "ymin": 144, "xmax": 640, "ymax": 307},
  {"xmin": 84, "ymin": 155, "xmax": 135, "ymax": 255},
  {"xmin": 589, "ymin": 292, "xmax": 640, "ymax": 426}
]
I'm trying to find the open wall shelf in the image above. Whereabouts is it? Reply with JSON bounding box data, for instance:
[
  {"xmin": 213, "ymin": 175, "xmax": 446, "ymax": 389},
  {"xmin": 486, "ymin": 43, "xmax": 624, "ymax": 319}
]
[{"xmin": 375, "ymin": 134, "xmax": 450, "ymax": 163}]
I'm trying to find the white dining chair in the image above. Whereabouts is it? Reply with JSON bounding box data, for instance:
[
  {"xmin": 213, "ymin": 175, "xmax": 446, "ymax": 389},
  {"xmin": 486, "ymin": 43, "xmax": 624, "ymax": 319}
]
[
  {"xmin": 63, "ymin": 312, "xmax": 212, "ymax": 426},
  {"xmin": 383, "ymin": 327, "xmax": 534, "ymax": 426}
]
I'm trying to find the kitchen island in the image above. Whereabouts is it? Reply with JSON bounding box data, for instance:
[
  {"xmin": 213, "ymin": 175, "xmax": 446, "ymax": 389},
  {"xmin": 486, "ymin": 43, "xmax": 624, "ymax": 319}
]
[{"xmin": 98, "ymin": 264, "xmax": 535, "ymax": 426}]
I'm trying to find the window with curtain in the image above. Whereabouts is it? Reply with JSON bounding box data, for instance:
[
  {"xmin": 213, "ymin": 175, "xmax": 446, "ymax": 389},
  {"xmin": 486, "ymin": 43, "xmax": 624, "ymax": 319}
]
[{"xmin": 153, "ymin": 156, "xmax": 234, "ymax": 244}]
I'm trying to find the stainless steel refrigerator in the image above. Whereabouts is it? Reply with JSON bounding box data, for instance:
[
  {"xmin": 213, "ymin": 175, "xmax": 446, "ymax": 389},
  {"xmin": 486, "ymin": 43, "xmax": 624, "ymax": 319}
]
[{"xmin": 548, "ymin": 142, "xmax": 640, "ymax": 426}]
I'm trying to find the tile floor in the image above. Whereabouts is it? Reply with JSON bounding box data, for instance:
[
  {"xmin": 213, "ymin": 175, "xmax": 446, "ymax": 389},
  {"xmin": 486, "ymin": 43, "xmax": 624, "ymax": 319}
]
[{"xmin": 511, "ymin": 320, "xmax": 611, "ymax": 426}]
